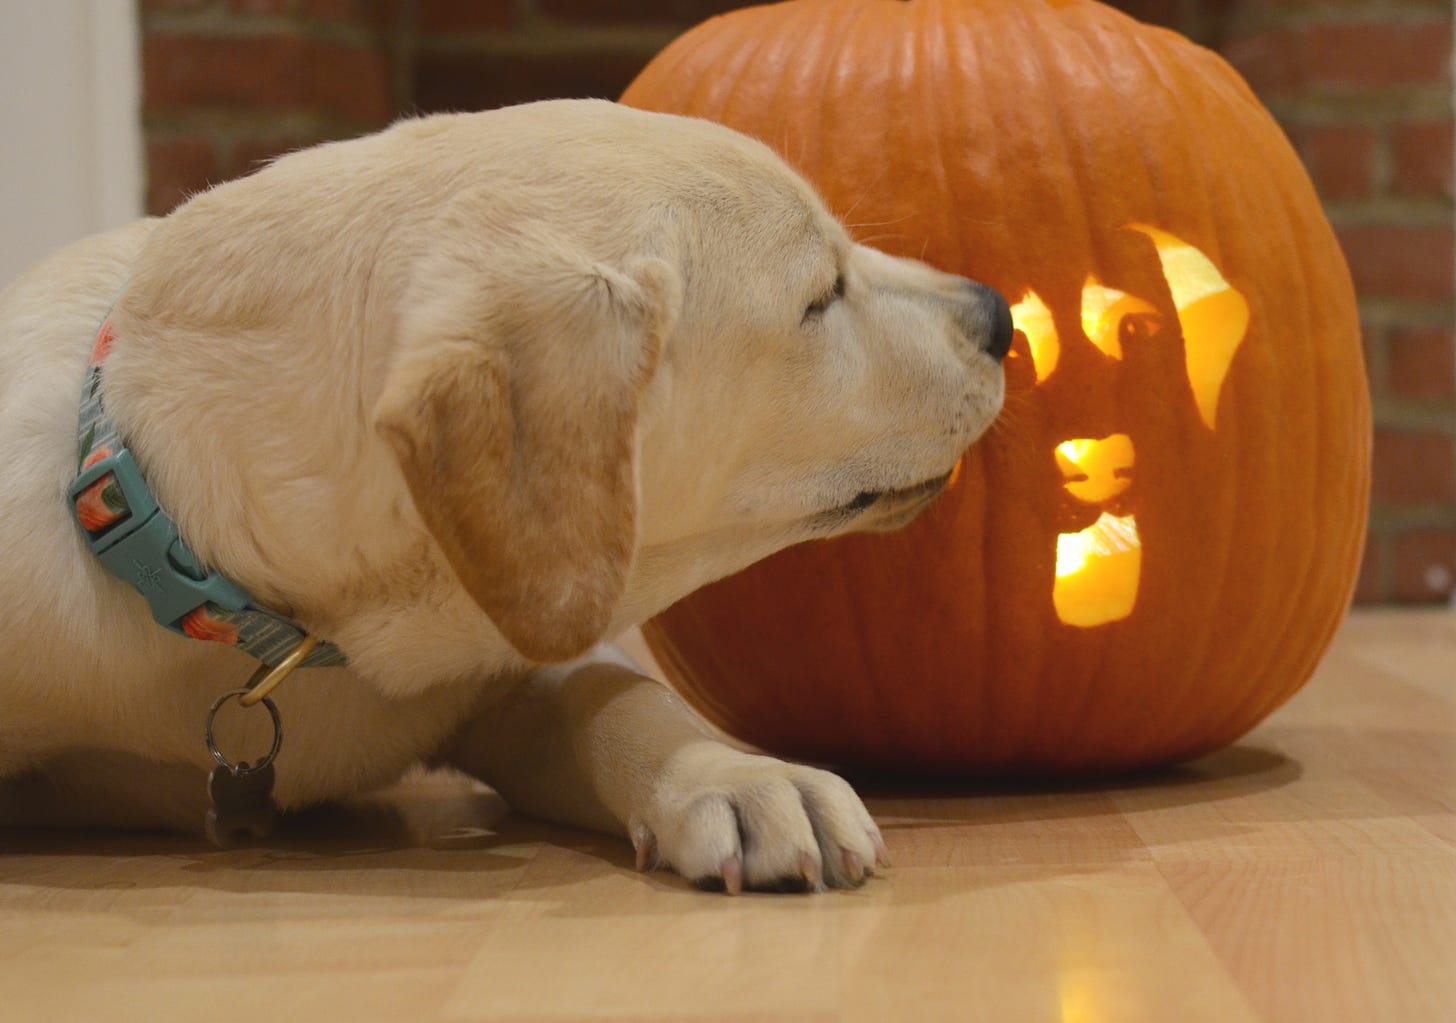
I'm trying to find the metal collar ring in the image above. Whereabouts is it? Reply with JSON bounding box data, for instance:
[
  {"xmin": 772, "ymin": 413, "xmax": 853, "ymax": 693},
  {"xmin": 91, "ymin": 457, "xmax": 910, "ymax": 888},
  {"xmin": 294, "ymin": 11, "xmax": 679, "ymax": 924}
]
[{"xmin": 205, "ymin": 689, "xmax": 283, "ymax": 774}]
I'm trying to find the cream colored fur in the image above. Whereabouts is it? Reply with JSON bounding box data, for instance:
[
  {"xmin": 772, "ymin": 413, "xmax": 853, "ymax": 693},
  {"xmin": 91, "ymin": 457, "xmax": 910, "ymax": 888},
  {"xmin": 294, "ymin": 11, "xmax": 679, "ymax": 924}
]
[{"xmin": 0, "ymin": 100, "xmax": 1004, "ymax": 892}]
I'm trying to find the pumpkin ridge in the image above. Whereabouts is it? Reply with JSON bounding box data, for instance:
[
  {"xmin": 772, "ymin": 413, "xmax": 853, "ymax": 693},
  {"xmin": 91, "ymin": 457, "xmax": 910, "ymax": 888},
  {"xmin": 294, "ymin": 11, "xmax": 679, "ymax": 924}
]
[
  {"xmin": 910, "ymin": 0, "xmax": 961, "ymax": 273},
  {"xmin": 1209, "ymin": 241, "xmax": 1358, "ymax": 752},
  {"xmin": 1220, "ymin": 124, "xmax": 1342, "ymax": 748},
  {"xmin": 932, "ymin": 2, "xmax": 1009, "ymax": 766},
  {"xmin": 986, "ymin": 1, "xmax": 1088, "ymax": 767},
  {"xmin": 1161, "ymin": 81, "xmax": 1347, "ymax": 759},
  {"xmin": 692, "ymin": 14, "xmax": 772, "ymax": 132},
  {"xmin": 1022, "ymin": 11, "xmax": 1160, "ymax": 761},
  {"xmin": 1090, "ymin": 23, "xmax": 1242, "ymax": 759},
  {"xmin": 1186, "ymin": 38, "xmax": 1303, "ymax": 729},
  {"xmin": 1109, "ymin": 31, "xmax": 1250, "ymax": 762}
]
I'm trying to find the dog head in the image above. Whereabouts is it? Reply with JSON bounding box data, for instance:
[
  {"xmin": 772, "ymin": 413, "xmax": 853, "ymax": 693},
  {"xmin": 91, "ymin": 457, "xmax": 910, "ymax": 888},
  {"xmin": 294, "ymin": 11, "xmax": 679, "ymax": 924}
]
[{"xmin": 373, "ymin": 101, "xmax": 1006, "ymax": 663}]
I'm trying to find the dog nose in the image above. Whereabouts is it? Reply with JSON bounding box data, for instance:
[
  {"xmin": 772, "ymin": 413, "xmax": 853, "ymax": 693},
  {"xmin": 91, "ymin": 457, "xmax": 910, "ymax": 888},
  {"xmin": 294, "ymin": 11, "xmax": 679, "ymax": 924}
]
[
  {"xmin": 956, "ymin": 280, "xmax": 1014, "ymax": 362},
  {"xmin": 978, "ymin": 282, "xmax": 1014, "ymax": 361}
]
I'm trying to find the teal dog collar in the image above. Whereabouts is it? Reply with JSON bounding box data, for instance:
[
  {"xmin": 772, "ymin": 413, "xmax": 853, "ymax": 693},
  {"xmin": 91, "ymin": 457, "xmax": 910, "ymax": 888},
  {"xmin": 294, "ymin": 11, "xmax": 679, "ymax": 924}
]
[{"xmin": 67, "ymin": 320, "xmax": 346, "ymax": 669}]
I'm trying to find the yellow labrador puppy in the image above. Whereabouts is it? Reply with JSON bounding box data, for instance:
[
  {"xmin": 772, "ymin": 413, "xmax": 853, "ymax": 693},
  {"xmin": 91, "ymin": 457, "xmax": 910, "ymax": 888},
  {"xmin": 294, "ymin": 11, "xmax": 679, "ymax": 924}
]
[{"xmin": 0, "ymin": 100, "xmax": 1008, "ymax": 892}]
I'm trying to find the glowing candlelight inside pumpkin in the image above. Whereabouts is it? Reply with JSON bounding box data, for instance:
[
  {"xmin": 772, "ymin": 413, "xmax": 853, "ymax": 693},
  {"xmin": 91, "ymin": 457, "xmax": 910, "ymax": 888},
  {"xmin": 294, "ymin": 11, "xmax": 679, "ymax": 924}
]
[{"xmin": 1054, "ymin": 512, "xmax": 1141, "ymax": 627}]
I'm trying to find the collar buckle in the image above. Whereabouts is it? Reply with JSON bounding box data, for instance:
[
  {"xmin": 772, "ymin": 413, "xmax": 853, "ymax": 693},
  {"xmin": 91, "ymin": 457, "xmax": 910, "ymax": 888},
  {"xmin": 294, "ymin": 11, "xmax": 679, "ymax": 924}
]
[{"xmin": 67, "ymin": 446, "xmax": 251, "ymax": 633}]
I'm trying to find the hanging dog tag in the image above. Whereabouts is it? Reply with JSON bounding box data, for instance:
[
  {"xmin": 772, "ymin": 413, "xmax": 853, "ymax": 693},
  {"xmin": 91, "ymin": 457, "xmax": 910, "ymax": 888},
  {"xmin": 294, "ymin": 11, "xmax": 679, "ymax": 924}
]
[
  {"xmin": 203, "ymin": 687, "xmax": 284, "ymax": 846},
  {"xmin": 205, "ymin": 761, "xmax": 278, "ymax": 846}
]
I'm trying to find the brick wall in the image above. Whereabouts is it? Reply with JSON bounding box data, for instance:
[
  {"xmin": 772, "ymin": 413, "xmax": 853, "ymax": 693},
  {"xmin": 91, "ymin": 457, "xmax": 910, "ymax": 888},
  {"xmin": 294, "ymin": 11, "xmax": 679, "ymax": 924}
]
[
  {"xmin": 1172, "ymin": 0, "xmax": 1455, "ymax": 605},
  {"xmin": 141, "ymin": 0, "xmax": 1455, "ymax": 603},
  {"xmin": 141, "ymin": 0, "xmax": 405, "ymax": 213},
  {"xmin": 140, "ymin": 0, "xmax": 736, "ymax": 212}
]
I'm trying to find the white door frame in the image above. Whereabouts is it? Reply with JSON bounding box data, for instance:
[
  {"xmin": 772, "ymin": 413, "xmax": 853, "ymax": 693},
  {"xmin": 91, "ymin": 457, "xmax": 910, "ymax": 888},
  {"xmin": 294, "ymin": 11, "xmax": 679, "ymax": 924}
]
[{"xmin": 0, "ymin": 0, "xmax": 142, "ymax": 288}]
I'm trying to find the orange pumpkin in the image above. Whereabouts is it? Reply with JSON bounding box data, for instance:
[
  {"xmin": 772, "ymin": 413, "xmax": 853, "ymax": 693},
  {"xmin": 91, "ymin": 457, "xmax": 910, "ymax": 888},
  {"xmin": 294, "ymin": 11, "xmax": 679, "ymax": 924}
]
[{"xmin": 622, "ymin": 0, "xmax": 1370, "ymax": 774}]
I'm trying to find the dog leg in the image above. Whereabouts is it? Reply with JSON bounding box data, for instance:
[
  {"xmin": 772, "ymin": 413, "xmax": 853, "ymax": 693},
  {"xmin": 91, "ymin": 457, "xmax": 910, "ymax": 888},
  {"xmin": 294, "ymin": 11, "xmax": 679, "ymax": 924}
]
[{"xmin": 444, "ymin": 646, "xmax": 888, "ymax": 893}]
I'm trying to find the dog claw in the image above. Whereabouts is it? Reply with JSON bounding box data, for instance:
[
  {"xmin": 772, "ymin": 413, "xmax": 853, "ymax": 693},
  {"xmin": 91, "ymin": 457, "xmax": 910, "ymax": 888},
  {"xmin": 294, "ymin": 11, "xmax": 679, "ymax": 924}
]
[
  {"xmin": 634, "ymin": 838, "xmax": 656, "ymax": 873},
  {"xmin": 722, "ymin": 855, "xmax": 743, "ymax": 896},
  {"xmin": 631, "ymin": 823, "xmax": 658, "ymax": 872},
  {"xmin": 801, "ymin": 853, "xmax": 823, "ymax": 890},
  {"xmin": 871, "ymin": 831, "xmax": 892, "ymax": 869},
  {"xmin": 843, "ymin": 849, "xmax": 867, "ymax": 885}
]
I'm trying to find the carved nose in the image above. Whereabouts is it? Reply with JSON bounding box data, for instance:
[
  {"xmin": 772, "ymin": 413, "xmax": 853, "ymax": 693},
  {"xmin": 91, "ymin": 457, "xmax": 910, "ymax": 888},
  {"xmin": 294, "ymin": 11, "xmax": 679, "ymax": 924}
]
[{"xmin": 957, "ymin": 280, "xmax": 1014, "ymax": 361}]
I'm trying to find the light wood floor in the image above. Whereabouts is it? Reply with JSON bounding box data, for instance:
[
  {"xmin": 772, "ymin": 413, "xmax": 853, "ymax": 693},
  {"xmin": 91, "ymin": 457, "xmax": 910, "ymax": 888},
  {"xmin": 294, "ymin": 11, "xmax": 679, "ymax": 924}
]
[{"xmin": 2, "ymin": 609, "xmax": 1452, "ymax": 1023}]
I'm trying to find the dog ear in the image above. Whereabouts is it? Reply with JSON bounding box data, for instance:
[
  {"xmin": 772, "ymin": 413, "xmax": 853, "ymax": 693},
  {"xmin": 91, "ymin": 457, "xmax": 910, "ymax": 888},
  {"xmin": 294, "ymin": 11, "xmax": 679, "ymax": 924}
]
[{"xmin": 374, "ymin": 252, "xmax": 679, "ymax": 663}]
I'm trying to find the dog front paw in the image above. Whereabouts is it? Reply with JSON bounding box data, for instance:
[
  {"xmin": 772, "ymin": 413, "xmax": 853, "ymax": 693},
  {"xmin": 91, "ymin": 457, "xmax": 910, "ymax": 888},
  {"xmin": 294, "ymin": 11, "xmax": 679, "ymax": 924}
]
[{"xmin": 628, "ymin": 744, "xmax": 889, "ymax": 894}]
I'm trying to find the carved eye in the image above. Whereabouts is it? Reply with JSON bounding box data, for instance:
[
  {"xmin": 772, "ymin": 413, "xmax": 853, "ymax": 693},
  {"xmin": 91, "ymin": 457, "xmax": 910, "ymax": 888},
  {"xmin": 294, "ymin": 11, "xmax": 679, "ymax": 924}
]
[
  {"xmin": 803, "ymin": 273, "xmax": 845, "ymax": 323},
  {"xmin": 1008, "ymin": 289, "xmax": 1059, "ymax": 382},
  {"xmin": 1133, "ymin": 225, "xmax": 1250, "ymax": 431},
  {"xmin": 1081, "ymin": 278, "xmax": 1159, "ymax": 360}
]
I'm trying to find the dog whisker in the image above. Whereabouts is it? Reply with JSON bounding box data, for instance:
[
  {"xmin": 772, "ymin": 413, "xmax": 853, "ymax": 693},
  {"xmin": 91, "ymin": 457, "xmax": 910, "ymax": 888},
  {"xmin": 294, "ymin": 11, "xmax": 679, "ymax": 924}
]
[
  {"xmin": 844, "ymin": 210, "xmax": 916, "ymax": 233},
  {"xmin": 840, "ymin": 165, "xmax": 893, "ymax": 224}
]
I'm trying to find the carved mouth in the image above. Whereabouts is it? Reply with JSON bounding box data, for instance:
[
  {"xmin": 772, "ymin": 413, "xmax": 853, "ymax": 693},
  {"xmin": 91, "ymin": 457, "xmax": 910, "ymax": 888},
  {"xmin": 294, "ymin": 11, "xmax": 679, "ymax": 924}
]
[{"xmin": 1053, "ymin": 435, "xmax": 1141, "ymax": 627}]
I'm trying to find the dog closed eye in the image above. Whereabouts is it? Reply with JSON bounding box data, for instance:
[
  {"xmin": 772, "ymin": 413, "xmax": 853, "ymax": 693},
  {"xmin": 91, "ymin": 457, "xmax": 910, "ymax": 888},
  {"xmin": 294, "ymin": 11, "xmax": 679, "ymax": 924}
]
[{"xmin": 802, "ymin": 272, "xmax": 846, "ymax": 324}]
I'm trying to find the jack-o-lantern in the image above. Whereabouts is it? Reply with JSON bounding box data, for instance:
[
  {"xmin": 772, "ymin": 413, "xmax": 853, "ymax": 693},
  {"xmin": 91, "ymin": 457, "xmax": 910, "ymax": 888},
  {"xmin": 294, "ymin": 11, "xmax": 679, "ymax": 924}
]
[{"xmin": 623, "ymin": 0, "xmax": 1370, "ymax": 774}]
